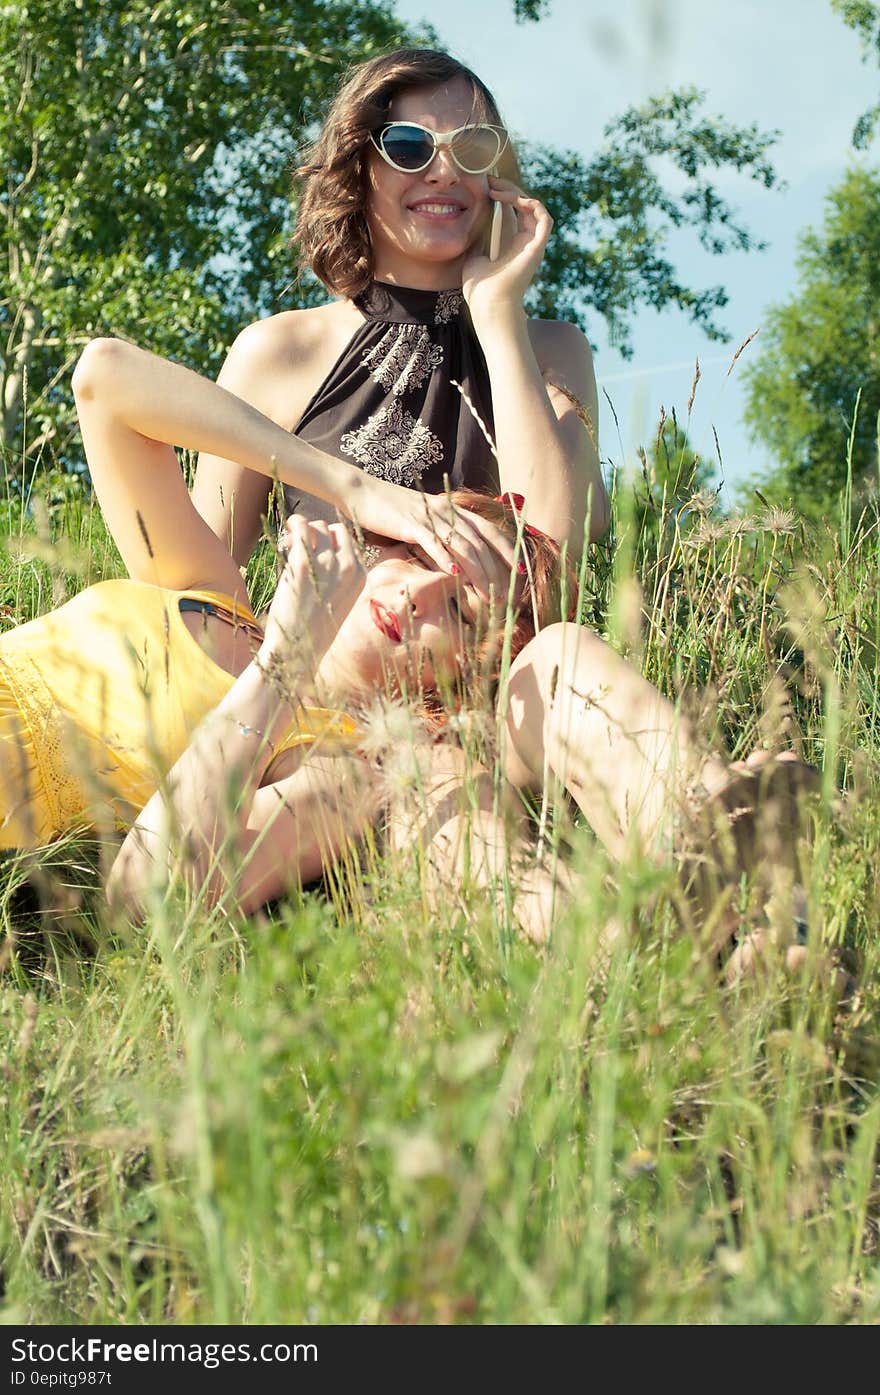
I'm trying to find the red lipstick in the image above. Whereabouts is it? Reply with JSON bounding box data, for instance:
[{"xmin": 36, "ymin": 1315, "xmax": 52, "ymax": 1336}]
[{"xmin": 370, "ymin": 599, "xmax": 401, "ymax": 643}]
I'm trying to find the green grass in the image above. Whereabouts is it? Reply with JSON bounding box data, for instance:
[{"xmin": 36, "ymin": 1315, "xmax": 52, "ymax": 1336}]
[{"xmin": 1, "ymin": 454, "xmax": 879, "ymax": 1325}]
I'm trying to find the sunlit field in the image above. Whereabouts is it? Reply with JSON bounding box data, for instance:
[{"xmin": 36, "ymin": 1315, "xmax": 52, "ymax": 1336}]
[{"xmin": 1, "ymin": 428, "xmax": 878, "ymax": 1325}]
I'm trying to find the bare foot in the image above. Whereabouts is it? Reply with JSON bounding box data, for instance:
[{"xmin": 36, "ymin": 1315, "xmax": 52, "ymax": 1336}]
[
  {"xmin": 678, "ymin": 749, "xmax": 822, "ymax": 961},
  {"xmin": 725, "ymin": 926, "xmax": 856, "ymax": 1000}
]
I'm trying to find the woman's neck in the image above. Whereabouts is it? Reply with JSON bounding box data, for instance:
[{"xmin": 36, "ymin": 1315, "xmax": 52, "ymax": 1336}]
[{"xmin": 370, "ymin": 254, "xmax": 465, "ymax": 292}]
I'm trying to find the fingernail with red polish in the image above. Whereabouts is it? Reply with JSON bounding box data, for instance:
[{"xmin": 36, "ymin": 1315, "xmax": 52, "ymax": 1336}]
[
  {"xmin": 450, "ymin": 563, "xmax": 461, "ymax": 575},
  {"xmin": 517, "ymin": 561, "xmax": 527, "ymax": 575}
]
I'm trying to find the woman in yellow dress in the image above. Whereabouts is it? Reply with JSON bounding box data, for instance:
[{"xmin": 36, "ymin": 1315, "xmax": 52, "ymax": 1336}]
[{"xmin": 0, "ymin": 334, "xmax": 574, "ymax": 934}]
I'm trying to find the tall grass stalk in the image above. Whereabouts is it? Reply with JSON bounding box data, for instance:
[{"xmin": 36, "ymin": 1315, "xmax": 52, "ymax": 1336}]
[{"xmin": 1, "ymin": 449, "xmax": 878, "ymax": 1324}]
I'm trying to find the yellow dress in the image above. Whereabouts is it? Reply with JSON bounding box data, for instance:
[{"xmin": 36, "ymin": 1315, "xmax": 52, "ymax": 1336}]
[{"xmin": 0, "ymin": 579, "xmax": 360, "ymax": 850}]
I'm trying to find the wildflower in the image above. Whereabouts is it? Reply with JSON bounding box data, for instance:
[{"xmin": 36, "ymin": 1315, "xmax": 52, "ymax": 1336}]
[
  {"xmin": 682, "ymin": 489, "xmax": 718, "ymax": 518},
  {"xmin": 445, "ymin": 704, "xmax": 493, "ymax": 750},
  {"xmin": 684, "ymin": 516, "xmax": 729, "ymax": 547},
  {"xmin": 356, "ymin": 694, "xmax": 426, "ymax": 762},
  {"xmin": 757, "ymin": 505, "xmax": 796, "ymax": 537}
]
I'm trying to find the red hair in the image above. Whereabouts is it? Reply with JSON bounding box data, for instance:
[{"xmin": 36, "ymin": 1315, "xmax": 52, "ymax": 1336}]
[{"xmin": 407, "ymin": 489, "xmax": 578, "ymax": 732}]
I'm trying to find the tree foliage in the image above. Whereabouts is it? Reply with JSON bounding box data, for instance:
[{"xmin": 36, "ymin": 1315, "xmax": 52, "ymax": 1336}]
[
  {"xmin": 512, "ymin": 0, "xmax": 553, "ymax": 19},
  {"xmin": 832, "ymin": 0, "xmax": 880, "ymax": 146},
  {"xmin": 0, "ymin": 0, "xmax": 407, "ymax": 467},
  {"xmin": 629, "ymin": 408, "xmax": 715, "ymax": 546},
  {"xmin": 523, "ymin": 89, "xmax": 779, "ymax": 356},
  {"xmin": 742, "ymin": 168, "xmax": 880, "ymax": 511},
  {"xmin": 644, "ymin": 410, "xmax": 713, "ymax": 501},
  {"xmin": 1, "ymin": 2, "xmax": 780, "ymax": 473}
]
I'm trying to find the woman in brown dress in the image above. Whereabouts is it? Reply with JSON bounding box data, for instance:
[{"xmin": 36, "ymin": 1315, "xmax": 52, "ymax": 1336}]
[
  {"xmin": 191, "ymin": 47, "xmax": 609, "ymax": 571},
  {"xmin": 179, "ymin": 48, "xmax": 816, "ymax": 968}
]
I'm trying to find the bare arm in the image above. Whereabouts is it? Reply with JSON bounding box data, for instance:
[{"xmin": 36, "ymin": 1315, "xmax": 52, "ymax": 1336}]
[
  {"xmin": 464, "ymin": 183, "xmax": 610, "ymax": 553},
  {"xmin": 188, "ymin": 324, "xmax": 277, "ymax": 568},
  {"xmin": 482, "ymin": 315, "xmax": 608, "ymax": 550},
  {"xmin": 190, "ymin": 311, "xmax": 341, "ymax": 568},
  {"xmin": 73, "ymin": 335, "xmax": 516, "ymax": 600},
  {"xmin": 110, "ymin": 740, "xmax": 380, "ymax": 919},
  {"xmin": 73, "ymin": 337, "xmax": 375, "ymax": 553},
  {"xmin": 107, "ymin": 518, "xmax": 372, "ymax": 916}
]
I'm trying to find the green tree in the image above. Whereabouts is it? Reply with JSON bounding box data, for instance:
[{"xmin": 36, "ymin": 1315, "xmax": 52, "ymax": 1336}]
[
  {"xmin": 742, "ymin": 168, "xmax": 880, "ymax": 512},
  {"xmin": 0, "ymin": 0, "xmax": 407, "ymax": 468},
  {"xmin": 644, "ymin": 410, "xmax": 713, "ymax": 503},
  {"xmin": 524, "ymin": 89, "xmax": 779, "ymax": 356},
  {"xmin": 832, "ymin": 0, "xmax": 880, "ymax": 146},
  {"xmin": 1, "ymin": 2, "xmax": 781, "ymax": 474},
  {"xmin": 629, "ymin": 406, "xmax": 715, "ymax": 546}
]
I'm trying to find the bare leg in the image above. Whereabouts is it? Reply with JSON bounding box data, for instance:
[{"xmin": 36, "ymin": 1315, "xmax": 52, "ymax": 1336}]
[
  {"xmin": 502, "ymin": 623, "xmax": 845, "ymax": 988},
  {"xmin": 382, "ymin": 741, "xmax": 570, "ymax": 945},
  {"xmin": 503, "ymin": 622, "xmax": 728, "ymax": 862}
]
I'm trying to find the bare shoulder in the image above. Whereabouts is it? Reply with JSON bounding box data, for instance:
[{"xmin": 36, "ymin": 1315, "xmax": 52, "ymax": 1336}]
[
  {"xmin": 230, "ymin": 300, "xmax": 359, "ymax": 370},
  {"xmin": 221, "ymin": 299, "xmax": 364, "ymax": 429},
  {"xmin": 527, "ymin": 318, "xmax": 596, "ymax": 400}
]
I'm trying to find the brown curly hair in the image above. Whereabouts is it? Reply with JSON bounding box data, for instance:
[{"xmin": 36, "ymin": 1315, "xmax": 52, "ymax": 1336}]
[{"xmin": 293, "ymin": 48, "xmax": 522, "ymax": 300}]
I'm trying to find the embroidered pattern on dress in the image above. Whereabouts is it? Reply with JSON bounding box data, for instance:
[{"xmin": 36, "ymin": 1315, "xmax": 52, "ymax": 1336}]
[
  {"xmin": 0, "ymin": 654, "xmax": 87, "ymax": 833},
  {"xmin": 434, "ymin": 288, "xmax": 463, "ymax": 324},
  {"xmin": 340, "ymin": 398, "xmax": 444, "ymax": 487},
  {"xmin": 362, "ymin": 325, "xmax": 444, "ymax": 396}
]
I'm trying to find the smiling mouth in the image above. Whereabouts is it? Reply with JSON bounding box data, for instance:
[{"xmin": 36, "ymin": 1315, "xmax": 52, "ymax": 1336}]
[
  {"xmin": 409, "ymin": 202, "xmax": 465, "ymax": 218},
  {"xmin": 370, "ymin": 599, "xmax": 401, "ymax": 643}
]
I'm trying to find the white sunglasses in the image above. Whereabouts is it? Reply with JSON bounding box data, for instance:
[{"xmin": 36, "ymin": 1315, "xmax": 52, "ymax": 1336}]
[{"xmin": 369, "ymin": 121, "xmax": 509, "ymax": 175}]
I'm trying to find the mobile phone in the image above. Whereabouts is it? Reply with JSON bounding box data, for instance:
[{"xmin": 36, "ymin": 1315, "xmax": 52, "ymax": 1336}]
[{"xmin": 488, "ymin": 198, "xmax": 503, "ymax": 262}]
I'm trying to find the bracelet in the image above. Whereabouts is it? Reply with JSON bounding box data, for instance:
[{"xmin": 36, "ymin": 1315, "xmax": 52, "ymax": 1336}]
[{"xmin": 228, "ymin": 717, "xmax": 276, "ymax": 755}]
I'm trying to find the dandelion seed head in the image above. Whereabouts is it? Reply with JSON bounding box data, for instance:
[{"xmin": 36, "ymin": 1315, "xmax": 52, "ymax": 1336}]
[
  {"xmin": 382, "ymin": 748, "xmax": 425, "ymax": 796},
  {"xmin": 685, "ymin": 516, "xmax": 729, "ymax": 547},
  {"xmin": 357, "ymin": 695, "xmax": 427, "ymax": 762},
  {"xmin": 758, "ymin": 505, "xmax": 796, "ymax": 536},
  {"xmin": 719, "ymin": 514, "xmax": 760, "ymax": 537},
  {"xmin": 682, "ymin": 489, "xmax": 718, "ymax": 518},
  {"xmin": 445, "ymin": 706, "xmax": 493, "ymax": 748}
]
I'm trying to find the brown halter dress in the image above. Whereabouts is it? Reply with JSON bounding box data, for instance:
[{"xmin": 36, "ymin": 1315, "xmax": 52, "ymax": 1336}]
[{"xmin": 282, "ymin": 280, "xmax": 499, "ymax": 526}]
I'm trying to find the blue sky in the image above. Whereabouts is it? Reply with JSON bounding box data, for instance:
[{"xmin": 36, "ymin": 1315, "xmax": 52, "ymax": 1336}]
[{"xmin": 393, "ymin": 0, "xmax": 879, "ymax": 502}]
